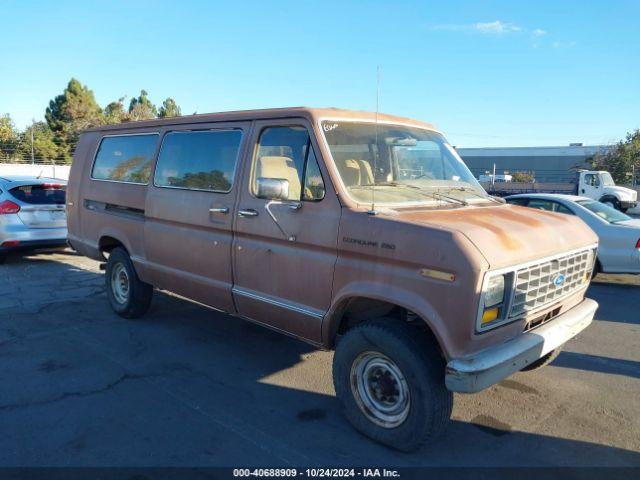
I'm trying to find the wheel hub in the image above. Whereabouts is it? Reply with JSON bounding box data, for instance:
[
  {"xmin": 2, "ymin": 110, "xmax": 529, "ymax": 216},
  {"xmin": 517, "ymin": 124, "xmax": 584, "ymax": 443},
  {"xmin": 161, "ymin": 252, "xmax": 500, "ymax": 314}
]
[
  {"xmin": 111, "ymin": 262, "xmax": 130, "ymax": 304},
  {"xmin": 350, "ymin": 352, "xmax": 410, "ymax": 428}
]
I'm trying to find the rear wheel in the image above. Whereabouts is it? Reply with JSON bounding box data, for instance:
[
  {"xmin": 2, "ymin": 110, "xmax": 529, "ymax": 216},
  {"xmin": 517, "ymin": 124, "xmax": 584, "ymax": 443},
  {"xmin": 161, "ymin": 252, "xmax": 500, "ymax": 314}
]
[
  {"xmin": 333, "ymin": 318, "xmax": 452, "ymax": 452},
  {"xmin": 105, "ymin": 247, "xmax": 153, "ymax": 318},
  {"xmin": 520, "ymin": 348, "xmax": 561, "ymax": 371}
]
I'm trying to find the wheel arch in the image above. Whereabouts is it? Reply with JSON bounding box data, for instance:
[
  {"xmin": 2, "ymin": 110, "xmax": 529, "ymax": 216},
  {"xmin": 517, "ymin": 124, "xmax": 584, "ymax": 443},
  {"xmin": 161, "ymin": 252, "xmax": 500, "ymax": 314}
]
[
  {"xmin": 322, "ymin": 283, "xmax": 450, "ymax": 358},
  {"xmin": 599, "ymin": 194, "xmax": 619, "ymax": 206},
  {"xmin": 97, "ymin": 228, "xmax": 134, "ymax": 259}
]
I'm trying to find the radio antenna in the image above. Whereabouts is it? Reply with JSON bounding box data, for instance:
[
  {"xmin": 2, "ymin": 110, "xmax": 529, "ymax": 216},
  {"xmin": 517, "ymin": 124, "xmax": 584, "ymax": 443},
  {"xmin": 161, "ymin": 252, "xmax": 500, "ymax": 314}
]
[{"xmin": 368, "ymin": 65, "xmax": 380, "ymax": 215}]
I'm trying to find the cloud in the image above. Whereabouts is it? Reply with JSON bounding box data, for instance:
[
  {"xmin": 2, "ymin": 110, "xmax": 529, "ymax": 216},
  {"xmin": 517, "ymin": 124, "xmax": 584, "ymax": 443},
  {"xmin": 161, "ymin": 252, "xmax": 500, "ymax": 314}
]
[
  {"xmin": 432, "ymin": 20, "xmax": 522, "ymax": 35},
  {"xmin": 474, "ymin": 21, "xmax": 521, "ymax": 34},
  {"xmin": 532, "ymin": 28, "xmax": 547, "ymax": 37}
]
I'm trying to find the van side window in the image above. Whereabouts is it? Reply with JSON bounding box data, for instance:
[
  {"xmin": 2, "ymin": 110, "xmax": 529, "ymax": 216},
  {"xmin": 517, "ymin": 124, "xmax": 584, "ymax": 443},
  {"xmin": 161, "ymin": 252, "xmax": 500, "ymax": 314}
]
[
  {"xmin": 252, "ymin": 126, "xmax": 325, "ymax": 201},
  {"xmin": 155, "ymin": 130, "xmax": 243, "ymax": 192},
  {"xmin": 92, "ymin": 134, "xmax": 158, "ymax": 184}
]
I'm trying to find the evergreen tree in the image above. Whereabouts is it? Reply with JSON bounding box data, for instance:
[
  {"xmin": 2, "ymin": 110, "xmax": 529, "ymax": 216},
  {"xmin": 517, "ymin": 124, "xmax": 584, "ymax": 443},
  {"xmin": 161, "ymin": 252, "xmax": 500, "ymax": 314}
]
[
  {"xmin": 158, "ymin": 98, "xmax": 182, "ymax": 118},
  {"xmin": 128, "ymin": 90, "xmax": 157, "ymax": 121},
  {"xmin": 45, "ymin": 78, "xmax": 104, "ymax": 162},
  {"xmin": 104, "ymin": 97, "xmax": 130, "ymax": 124}
]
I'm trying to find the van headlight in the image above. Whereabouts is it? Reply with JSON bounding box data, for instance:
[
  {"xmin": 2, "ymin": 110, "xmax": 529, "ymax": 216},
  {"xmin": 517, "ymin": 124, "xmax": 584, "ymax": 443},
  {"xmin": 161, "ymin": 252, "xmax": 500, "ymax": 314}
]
[
  {"xmin": 484, "ymin": 275, "xmax": 505, "ymax": 308},
  {"xmin": 477, "ymin": 272, "xmax": 514, "ymax": 331}
]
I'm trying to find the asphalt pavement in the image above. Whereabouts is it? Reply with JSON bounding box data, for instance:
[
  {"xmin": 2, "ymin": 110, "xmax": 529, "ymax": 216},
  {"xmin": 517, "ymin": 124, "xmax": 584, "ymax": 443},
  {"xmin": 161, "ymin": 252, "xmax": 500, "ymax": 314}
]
[{"xmin": 0, "ymin": 250, "xmax": 638, "ymax": 467}]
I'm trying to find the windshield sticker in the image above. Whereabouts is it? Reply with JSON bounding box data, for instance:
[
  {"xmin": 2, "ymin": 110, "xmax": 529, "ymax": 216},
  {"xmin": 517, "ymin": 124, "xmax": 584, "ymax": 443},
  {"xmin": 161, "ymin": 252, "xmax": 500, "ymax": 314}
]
[{"xmin": 323, "ymin": 123, "xmax": 338, "ymax": 132}]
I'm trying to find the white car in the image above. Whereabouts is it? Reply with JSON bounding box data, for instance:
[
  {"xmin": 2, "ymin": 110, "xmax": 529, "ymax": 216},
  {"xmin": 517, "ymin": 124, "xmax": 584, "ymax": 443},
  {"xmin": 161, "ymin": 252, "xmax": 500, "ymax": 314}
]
[{"xmin": 506, "ymin": 193, "xmax": 640, "ymax": 275}]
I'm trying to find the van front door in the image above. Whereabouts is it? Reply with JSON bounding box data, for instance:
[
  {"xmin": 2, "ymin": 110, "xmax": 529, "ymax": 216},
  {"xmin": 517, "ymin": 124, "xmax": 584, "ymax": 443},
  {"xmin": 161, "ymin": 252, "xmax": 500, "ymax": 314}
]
[
  {"xmin": 232, "ymin": 120, "xmax": 340, "ymax": 343},
  {"xmin": 144, "ymin": 123, "xmax": 249, "ymax": 312}
]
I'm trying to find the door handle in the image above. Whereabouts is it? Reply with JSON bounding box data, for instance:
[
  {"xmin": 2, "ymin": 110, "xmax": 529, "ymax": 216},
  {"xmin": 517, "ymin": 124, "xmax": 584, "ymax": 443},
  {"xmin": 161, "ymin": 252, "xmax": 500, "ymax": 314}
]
[
  {"xmin": 238, "ymin": 208, "xmax": 259, "ymax": 217},
  {"xmin": 209, "ymin": 207, "xmax": 229, "ymax": 214}
]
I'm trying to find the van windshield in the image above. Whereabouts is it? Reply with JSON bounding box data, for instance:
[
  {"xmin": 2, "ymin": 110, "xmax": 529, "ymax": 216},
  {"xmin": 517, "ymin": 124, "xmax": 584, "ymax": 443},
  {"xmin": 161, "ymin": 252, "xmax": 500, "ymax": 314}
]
[{"xmin": 321, "ymin": 121, "xmax": 490, "ymax": 206}]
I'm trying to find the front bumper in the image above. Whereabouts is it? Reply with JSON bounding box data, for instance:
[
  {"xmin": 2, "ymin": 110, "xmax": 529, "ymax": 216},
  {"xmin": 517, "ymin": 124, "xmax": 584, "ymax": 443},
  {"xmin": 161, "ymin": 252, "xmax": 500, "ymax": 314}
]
[
  {"xmin": 445, "ymin": 298, "xmax": 598, "ymax": 393},
  {"xmin": 620, "ymin": 200, "xmax": 638, "ymax": 210}
]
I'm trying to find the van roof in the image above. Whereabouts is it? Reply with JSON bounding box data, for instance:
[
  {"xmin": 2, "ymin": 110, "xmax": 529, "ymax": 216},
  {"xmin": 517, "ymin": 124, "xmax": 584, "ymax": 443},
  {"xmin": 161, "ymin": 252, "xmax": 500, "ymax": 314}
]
[{"xmin": 84, "ymin": 106, "xmax": 439, "ymax": 133}]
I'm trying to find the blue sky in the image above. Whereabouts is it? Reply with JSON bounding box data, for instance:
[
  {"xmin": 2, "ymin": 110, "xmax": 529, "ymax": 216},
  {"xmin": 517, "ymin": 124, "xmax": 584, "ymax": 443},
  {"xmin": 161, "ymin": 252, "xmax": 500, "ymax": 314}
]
[{"xmin": 1, "ymin": 0, "xmax": 638, "ymax": 147}]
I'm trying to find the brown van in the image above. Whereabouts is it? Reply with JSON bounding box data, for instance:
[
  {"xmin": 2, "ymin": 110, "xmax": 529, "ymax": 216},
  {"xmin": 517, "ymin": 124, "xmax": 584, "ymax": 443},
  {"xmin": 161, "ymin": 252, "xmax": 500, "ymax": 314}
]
[{"xmin": 67, "ymin": 107, "xmax": 599, "ymax": 451}]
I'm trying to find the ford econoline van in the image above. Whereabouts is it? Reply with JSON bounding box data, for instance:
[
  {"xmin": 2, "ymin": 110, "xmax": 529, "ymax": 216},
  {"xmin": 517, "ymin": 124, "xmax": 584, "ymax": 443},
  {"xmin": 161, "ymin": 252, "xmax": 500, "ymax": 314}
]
[{"xmin": 67, "ymin": 107, "xmax": 598, "ymax": 451}]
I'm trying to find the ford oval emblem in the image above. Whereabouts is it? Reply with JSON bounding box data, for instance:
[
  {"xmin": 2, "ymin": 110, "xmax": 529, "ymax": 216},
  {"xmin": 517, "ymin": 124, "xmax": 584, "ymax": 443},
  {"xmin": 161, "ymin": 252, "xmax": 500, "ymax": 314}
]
[{"xmin": 552, "ymin": 274, "xmax": 566, "ymax": 288}]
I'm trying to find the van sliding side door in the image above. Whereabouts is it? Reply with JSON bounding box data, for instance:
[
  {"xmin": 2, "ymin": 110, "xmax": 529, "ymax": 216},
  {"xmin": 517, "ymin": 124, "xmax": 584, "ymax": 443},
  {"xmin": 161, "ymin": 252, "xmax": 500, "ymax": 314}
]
[{"xmin": 143, "ymin": 122, "xmax": 251, "ymax": 313}]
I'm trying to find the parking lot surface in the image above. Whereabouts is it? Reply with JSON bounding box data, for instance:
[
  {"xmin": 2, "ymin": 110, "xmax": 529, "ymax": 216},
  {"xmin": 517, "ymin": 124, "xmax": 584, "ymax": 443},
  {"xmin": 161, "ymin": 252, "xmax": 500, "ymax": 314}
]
[{"xmin": 1, "ymin": 250, "xmax": 639, "ymax": 467}]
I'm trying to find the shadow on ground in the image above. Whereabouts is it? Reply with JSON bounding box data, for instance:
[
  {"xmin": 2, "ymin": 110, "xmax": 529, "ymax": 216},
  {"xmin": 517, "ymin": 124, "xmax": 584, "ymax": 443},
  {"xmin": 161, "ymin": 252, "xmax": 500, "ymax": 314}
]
[{"xmin": 0, "ymin": 255, "xmax": 639, "ymax": 466}]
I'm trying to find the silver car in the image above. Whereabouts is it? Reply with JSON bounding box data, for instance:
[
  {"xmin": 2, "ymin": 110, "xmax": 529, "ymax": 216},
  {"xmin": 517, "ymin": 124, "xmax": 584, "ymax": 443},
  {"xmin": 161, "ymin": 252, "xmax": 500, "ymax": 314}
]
[
  {"xmin": 506, "ymin": 193, "xmax": 640, "ymax": 275},
  {"xmin": 0, "ymin": 176, "xmax": 68, "ymax": 263}
]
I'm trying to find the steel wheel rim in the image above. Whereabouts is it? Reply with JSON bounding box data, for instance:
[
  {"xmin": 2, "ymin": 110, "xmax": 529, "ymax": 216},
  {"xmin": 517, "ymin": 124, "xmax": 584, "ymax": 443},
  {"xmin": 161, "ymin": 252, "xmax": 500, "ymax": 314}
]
[
  {"xmin": 350, "ymin": 351, "xmax": 410, "ymax": 428},
  {"xmin": 111, "ymin": 262, "xmax": 130, "ymax": 305}
]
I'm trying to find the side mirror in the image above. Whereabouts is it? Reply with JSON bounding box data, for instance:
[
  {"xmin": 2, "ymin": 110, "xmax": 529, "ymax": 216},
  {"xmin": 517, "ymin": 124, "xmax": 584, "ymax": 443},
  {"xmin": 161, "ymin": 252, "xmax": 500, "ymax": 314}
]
[{"xmin": 256, "ymin": 177, "xmax": 290, "ymax": 201}]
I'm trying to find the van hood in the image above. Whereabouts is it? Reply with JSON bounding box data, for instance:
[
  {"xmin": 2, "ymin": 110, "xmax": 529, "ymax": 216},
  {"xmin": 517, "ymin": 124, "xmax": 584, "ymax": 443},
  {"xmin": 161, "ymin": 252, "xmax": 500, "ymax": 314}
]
[
  {"xmin": 391, "ymin": 204, "xmax": 598, "ymax": 269},
  {"xmin": 604, "ymin": 186, "xmax": 637, "ymax": 201}
]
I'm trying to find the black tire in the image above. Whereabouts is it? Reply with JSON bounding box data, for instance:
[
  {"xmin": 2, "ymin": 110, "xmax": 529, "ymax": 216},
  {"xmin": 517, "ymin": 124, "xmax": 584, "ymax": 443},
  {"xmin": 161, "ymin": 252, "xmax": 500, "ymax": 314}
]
[
  {"xmin": 520, "ymin": 348, "xmax": 561, "ymax": 371},
  {"xmin": 591, "ymin": 259, "xmax": 602, "ymax": 280},
  {"xmin": 600, "ymin": 197, "xmax": 621, "ymax": 211},
  {"xmin": 105, "ymin": 247, "xmax": 153, "ymax": 318},
  {"xmin": 333, "ymin": 318, "xmax": 452, "ymax": 452}
]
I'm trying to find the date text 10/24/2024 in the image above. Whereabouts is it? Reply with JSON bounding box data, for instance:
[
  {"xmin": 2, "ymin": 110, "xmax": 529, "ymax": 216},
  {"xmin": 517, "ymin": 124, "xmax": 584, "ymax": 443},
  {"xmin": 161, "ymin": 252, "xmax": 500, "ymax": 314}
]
[{"xmin": 233, "ymin": 469, "xmax": 401, "ymax": 478}]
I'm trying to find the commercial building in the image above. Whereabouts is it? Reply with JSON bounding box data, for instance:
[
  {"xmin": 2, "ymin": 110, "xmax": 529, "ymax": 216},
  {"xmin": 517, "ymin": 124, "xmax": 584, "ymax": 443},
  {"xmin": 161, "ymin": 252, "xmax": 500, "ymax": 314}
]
[{"xmin": 457, "ymin": 144, "xmax": 612, "ymax": 183}]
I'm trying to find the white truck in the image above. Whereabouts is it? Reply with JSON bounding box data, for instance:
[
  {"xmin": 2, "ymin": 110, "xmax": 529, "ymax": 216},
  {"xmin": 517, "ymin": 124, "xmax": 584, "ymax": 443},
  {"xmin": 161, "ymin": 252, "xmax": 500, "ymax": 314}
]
[
  {"xmin": 485, "ymin": 170, "xmax": 638, "ymax": 212},
  {"xmin": 576, "ymin": 171, "xmax": 638, "ymax": 212}
]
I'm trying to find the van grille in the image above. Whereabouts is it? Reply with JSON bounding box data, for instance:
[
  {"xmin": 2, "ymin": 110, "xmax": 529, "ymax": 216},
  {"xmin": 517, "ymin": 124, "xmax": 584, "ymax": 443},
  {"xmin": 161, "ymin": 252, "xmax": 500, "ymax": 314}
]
[{"xmin": 509, "ymin": 249, "xmax": 594, "ymax": 319}]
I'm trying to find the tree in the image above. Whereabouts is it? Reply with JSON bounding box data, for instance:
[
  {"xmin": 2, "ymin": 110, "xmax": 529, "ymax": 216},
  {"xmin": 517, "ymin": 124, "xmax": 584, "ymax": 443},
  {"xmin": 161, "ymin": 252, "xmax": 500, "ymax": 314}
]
[
  {"xmin": 0, "ymin": 114, "xmax": 19, "ymax": 161},
  {"xmin": 45, "ymin": 78, "xmax": 104, "ymax": 163},
  {"xmin": 158, "ymin": 97, "xmax": 181, "ymax": 118},
  {"xmin": 104, "ymin": 97, "xmax": 130, "ymax": 124},
  {"xmin": 512, "ymin": 171, "xmax": 535, "ymax": 183},
  {"xmin": 19, "ymin": 122, "xmax": 60, "ymax": 164},
  {"xmin": 128, "ymin": 90, "xmax": 157, "ymax": 121},
  {"xmin": 589, "ymin": 130, "xmax": 640, "ymax": 184}
]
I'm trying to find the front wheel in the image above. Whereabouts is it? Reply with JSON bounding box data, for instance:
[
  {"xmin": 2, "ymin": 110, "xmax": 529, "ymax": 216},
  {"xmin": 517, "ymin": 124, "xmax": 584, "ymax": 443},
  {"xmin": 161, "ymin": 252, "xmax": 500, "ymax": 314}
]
[
  {"xmin": 333, "ymin": 318, "xmax": 452, "ymax": 452},
  {"xmin": 105, "ymin": 247, "xmax": 153, "ymax": 318},
  {"xmin": 602, "ymin": 198, "xmax": 621, "ymax": 211}
]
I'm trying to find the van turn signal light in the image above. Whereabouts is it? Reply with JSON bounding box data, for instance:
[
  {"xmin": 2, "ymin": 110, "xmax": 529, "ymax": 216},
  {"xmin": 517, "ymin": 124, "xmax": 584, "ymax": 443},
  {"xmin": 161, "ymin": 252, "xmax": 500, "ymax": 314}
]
[{"xmin": 482, "ymin": 307, "xmax": 500, "ymax": 324}]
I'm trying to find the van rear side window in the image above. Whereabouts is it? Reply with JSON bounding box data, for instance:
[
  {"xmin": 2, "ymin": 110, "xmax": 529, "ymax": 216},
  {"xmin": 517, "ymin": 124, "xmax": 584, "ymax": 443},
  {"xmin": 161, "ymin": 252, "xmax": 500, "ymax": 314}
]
[
  {"xmin": 154, "ymin": 130, "xmax": 243, "ymax": 192},
  {"xmin": 92, "ymin": 134, "xmax": 159, "ymax": 184}
]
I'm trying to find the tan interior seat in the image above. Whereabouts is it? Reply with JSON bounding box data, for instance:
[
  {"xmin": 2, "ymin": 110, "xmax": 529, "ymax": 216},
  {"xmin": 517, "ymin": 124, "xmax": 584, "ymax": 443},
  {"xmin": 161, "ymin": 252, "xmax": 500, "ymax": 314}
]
[
  {"xmin": 357, "ymin": 159, "xmax": 374, "ymax": 185},
  {"xmin": 256, "ymin": 156, "xmax": 301, "ymax": 200},
  {"xmin": 335, "ymin": 158, "xmax": 375, "ymax": 187}
]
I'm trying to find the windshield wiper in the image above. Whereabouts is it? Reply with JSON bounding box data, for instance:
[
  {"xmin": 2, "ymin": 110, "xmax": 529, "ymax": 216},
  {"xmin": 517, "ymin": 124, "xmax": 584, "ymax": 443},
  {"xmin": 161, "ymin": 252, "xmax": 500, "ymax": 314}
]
[
  {"xmin": 429, "ymin": 191, "xmax": 468, "ymax": 206},
  {"xmin": 352, "ymin": 182, "xmax": 408, "ymax": 188},
  {"xmin": 438, "ymin": 186, "xmax": 503, "ymax": 204},
  {"xmin": 351, "ymin": 182, "xmax": 468, "ymax": 206}
]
